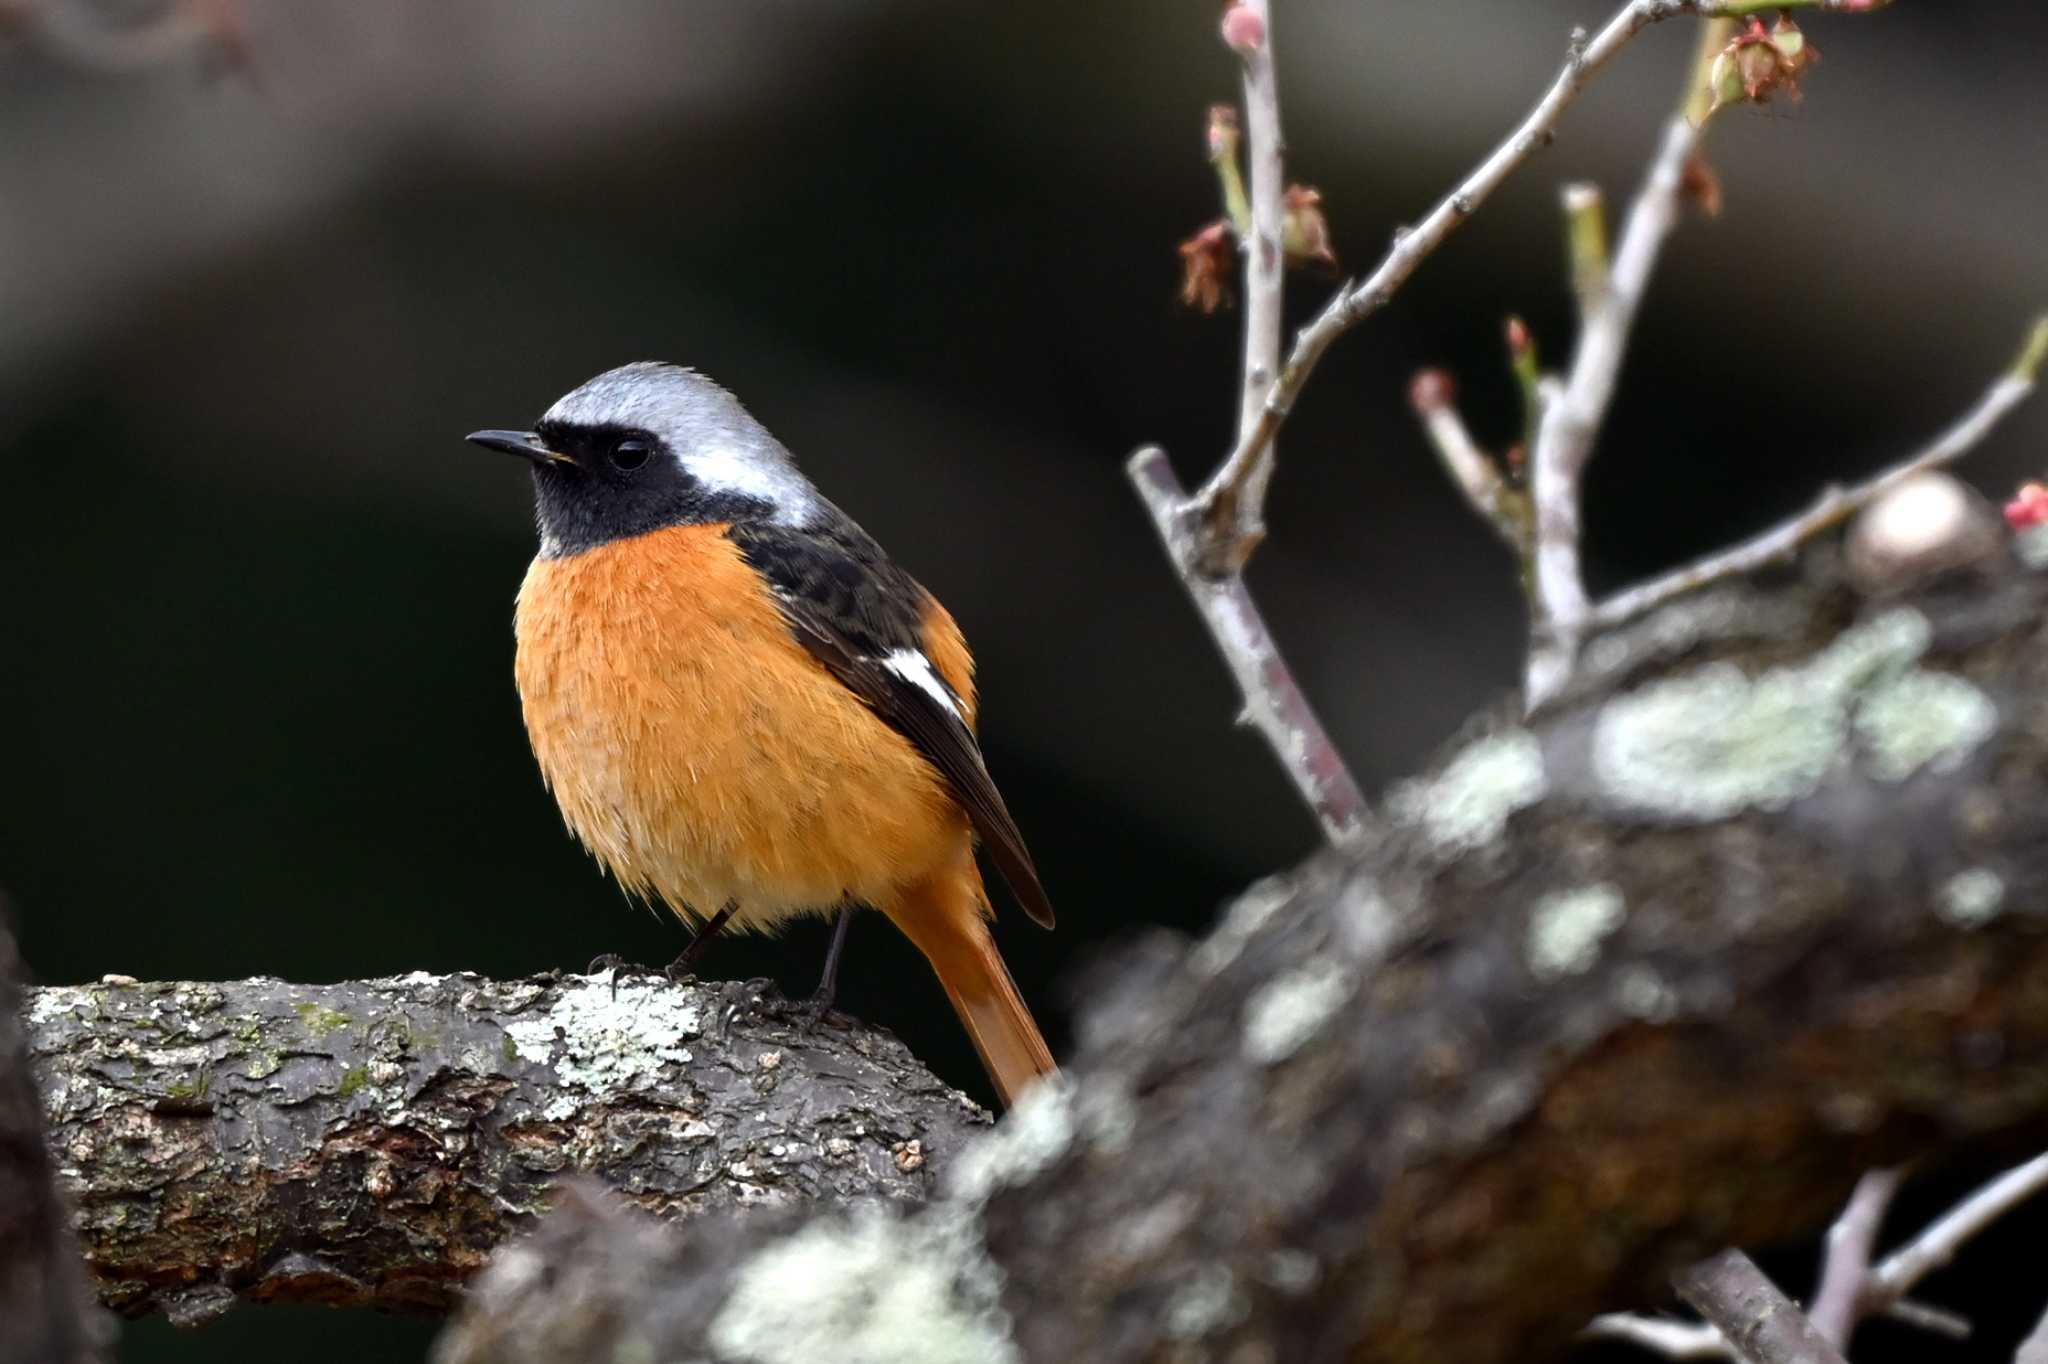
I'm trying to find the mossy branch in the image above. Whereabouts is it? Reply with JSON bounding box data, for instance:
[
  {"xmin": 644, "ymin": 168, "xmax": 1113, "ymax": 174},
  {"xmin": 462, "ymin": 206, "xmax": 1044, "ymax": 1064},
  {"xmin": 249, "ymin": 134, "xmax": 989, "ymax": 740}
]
[{"xmin": 24, "ymin": 971, "xmax": 986, "ymax": 1323}]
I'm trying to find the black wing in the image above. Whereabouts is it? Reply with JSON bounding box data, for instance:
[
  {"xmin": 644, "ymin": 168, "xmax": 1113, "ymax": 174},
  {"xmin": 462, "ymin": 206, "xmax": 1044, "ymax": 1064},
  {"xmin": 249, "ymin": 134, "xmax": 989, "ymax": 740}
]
[{"xmin": 728, "ymin": 516, "xmax": 1055, "ymax": 929}]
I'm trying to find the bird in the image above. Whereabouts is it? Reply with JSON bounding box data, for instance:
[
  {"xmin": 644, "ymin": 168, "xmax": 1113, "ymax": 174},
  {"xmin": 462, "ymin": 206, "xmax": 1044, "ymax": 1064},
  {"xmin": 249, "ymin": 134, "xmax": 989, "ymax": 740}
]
[{"xmin": 469, "ymin": 362, "xmax": 1058, "ymax": 1106}]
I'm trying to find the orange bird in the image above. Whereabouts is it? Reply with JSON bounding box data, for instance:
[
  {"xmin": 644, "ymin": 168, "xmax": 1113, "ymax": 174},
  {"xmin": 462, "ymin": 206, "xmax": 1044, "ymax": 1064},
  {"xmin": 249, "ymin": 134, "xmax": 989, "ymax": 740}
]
[{"xmin": 470, "ymin": 363, "xmax": 1056, "ymax": 1105}]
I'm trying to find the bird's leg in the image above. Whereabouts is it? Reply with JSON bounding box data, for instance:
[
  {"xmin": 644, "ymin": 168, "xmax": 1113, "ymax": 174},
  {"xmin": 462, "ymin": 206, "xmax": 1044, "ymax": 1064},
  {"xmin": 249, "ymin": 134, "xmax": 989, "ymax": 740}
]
[
  {"xmin": 799, "ymin": 907, "xmax": 857, "ymax": 1024},
  {"xmin": 664, "ymin": 901, "xmax": 738, "ymax": 982}
]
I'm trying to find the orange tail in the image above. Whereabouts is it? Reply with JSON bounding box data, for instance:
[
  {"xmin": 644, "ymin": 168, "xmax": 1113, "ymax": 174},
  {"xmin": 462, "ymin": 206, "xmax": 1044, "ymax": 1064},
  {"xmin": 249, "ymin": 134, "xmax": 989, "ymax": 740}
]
[{"xmin": 887, "ymin": 865, "xmax": 1056, "ymax": 1108}]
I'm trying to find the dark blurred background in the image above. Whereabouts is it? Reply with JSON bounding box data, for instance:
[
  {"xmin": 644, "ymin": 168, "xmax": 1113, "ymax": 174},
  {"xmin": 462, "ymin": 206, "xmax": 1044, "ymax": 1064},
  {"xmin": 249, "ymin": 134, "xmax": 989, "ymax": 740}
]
[{"xmin": 3, "ymin": 2, "xmax": 2046, "ymax": 1360}]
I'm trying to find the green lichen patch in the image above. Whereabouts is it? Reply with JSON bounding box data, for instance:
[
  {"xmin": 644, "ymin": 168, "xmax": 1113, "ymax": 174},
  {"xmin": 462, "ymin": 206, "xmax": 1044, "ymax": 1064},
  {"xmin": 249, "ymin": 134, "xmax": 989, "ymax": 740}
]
[
  {"xmin": 162, "ymin": 1065, "xmax": 212, "ymax": 1105},
  {"xmin": 708, "ymin": 1207, "xmax": 1017, "ymax": 1364},
  {"xmin": 242, "ymin": 1050, "xmax": 283, "ymax": 1081},
  {"xmin": 1592, "ymin": 609, "xmax": 1995, "ymax": 820},
  {"xmin": 1389, "ymin": 729, "xmax": 1547, "ymax": 857},
  {"xmin": 1241, "ymin": 961, "xmax": 1351, "ymax": 1065},
  {"xmin": 1190, "ymin": 876, "xmax": 1292, "ymax": 976},
  {"xmin": 1856, "ymin": 670, "xmax": 1998, "ymax": 783},
  {"xmin": 292, "ymin": 1002, "xmax": 354, "ymax": 1038},
  {"xmin": 1528, "ymin": 885, "xmax": 1627, "ymax": 981},
  {"xmin": 336, "ymin": 1065, "xmax": 371, "ymax": 1099}
]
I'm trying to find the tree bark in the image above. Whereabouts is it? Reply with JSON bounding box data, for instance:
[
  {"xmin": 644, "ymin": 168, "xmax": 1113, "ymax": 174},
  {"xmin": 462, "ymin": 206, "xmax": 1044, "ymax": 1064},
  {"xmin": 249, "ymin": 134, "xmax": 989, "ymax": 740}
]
[
  {"xmin": 26, "ymin": 970, "xmax": 986, "ymax": 1324},
  {"xmin": 425, "ymin": 555, "xmax": 2048, "ymax": 1364}
]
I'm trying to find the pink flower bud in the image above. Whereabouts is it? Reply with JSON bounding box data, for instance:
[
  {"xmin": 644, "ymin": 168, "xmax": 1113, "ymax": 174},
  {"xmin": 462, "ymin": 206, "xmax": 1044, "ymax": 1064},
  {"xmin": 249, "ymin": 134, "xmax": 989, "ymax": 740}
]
[
  {"xmin": 2005, "ymin": 482, "xmax": 2048, "ymax": 531},
  {"xmin": 1408, "ymin": 370, "xmax": 1455, "ymax": 414},
  {"xmin": 1220, "ymin": 5, "xmax": 1265, "ymax": 56}
]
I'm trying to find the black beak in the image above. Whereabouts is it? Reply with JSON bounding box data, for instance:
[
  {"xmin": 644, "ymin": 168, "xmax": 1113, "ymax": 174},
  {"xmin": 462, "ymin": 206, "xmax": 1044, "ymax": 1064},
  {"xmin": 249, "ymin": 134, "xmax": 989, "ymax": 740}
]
[{"xmin": 467, "ymin": 430, "xmax": 573, "ymax": 466}]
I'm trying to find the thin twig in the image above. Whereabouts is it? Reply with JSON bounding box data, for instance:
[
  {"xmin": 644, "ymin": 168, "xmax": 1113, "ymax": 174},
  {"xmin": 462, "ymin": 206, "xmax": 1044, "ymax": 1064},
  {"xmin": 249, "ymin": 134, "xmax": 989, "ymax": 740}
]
[
  {"xmin": 1127, "ymin": 448, "xmax": 1369, "ymax": 844},
  {"xmin": 1587, "ymin": 316, "xmax": 2048, "ymax": 632},
  {"xmin": 1806, "ymin": 1167, "xmax": 1903, "ymax": 1345},
  {"xmin": 1524, "ymin": 108, "xmax": 1704, "ymax": 705},
  {"xmin": 1868, "ymin": 1152, "xmax": 2048, "ymax": 1310},
  {"xmin": 1408, "ymin": 371, "xmax": 1527, "ymax": 553},
  {"xmin": 1584, "ymin": 1313, "xmax": 1733, "ymax": 1358},
  {"xmin": 1674, "ymin": 1249, "xmax": 1849, "ymax": 1364},
  {"xmin": 1197, "ymin": 0, "xmax": 1287, "ymax": 575},
  {"xmin": 1186, "ymin": 0, "xmax": 1886, "ymax": 574}
]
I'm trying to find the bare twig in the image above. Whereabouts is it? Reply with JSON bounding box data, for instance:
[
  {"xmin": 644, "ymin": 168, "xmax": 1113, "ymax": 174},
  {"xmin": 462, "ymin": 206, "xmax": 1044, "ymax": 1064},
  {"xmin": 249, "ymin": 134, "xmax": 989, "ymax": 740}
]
[
  {"xmin": 1127, "ymin": 448, "xmax": 1368, "ymax": 843},
  {"xmin": 1584, "ymin": 1312, "xmax": 1734, "ymax": 1358},
  {"xmin": 1525, "ymin": 108, "xmax": 1705, "ymax": 706},
  {"xmin": 1869, "ymin": 1152, "xmax": 2048, "ymax": 1311},
  {"xmin": 1194, "ymin": 0, "xmax": 1287, "ymax": 574},
  {"xmin": 1586, "ymin": 315, "xmax": 2048, "ymax": 632},
  {"xmin": 1564, "ymin": 181, "xmax": 1611, "ymax": 316},
  {"xmin": 1805, "ymin": 1166, "xmax": 1903, "ymax": 1344},
  {"xmin": 1183, "ymin": 0, "xmax": 1886, "ymax": 575},
  {"xmin": 1408, "ymin": 370, "xmax": 1530, "ymax": 556},
  {"xmin": 1674, "ymin": 1250, "xmax": 1850, "ymax": 1364}
]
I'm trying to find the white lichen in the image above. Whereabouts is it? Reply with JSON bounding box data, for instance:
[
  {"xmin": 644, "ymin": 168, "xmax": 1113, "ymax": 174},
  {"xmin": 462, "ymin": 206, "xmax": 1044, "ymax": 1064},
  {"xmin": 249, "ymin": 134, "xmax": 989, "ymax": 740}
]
[
  {"xmin": 1938, "ymin": 868, "xmax": 2006, "ymax": 928},
  {"xmin": 1190, "ymin": 876, "xmax": 1292, "ymax": 976},
  {"xmin": 500, "ymin": 978, "xmax": 700, "ymax": 1100},
  {"xmin": 1073, "ymin": 1078, "xmax": 1137, "ymax": 1157},
  {"xmin": 25, "ymin": 988, "xmax": 83, "ymax": 1031},
  {"xmin": 946, "ymin": 1080, "xmax": 1074, "ymax": 1206},
  {"xmin": 1261, "ymin": 1249, "xmax": 1321, "ymax": 1297},
  {"xmin": 708, "ymin": 1207, "xmax": 1016, "ymax": 1364},
  {"xmin": 1388, "ymin": 729, "xmax": 1547, "ymax": 857},
  {"xmin": 1164, "ymin": 1265, "xmax": 1248, "ymax": 1340},
  {"xmin": 1855, "ymin": 670, "xmax": 1998, "ymax": 782},
  {"xmin": 1241, "ymin": 961, "xmax": 1350, "ymax": 1065},
  {"xmin": 1528, "ymin": 885, "xmax": 1627, "ymax": 981},
  {"xmin": 1591, "ymin": 609, "xmax": 1997, "ymax": 820},
  {"xmin": 1613, "ymin": 964, "xmax": 1678, "ymax": 1022}
]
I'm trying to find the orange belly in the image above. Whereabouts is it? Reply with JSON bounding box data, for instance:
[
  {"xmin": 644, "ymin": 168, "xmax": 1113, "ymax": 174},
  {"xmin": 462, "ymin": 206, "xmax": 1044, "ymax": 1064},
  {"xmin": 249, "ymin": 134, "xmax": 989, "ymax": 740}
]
[{"xmin": 513, "ymin": 523, "xmax": 969, "ymax": 930}]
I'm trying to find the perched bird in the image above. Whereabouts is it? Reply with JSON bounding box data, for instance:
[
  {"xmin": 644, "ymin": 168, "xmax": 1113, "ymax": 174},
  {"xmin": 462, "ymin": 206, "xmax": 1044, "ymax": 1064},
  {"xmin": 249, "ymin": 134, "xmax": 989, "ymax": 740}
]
[{"xmin": 470, "ymin": 363, "xmax": 1057, "ymax": 1105}]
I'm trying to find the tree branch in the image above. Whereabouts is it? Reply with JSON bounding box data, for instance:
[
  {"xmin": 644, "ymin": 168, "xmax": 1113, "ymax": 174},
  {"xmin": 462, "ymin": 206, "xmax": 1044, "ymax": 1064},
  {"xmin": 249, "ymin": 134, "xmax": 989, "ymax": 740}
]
[
  {"xmin": 26, "ymin": 971, "xmax": 985, "ymax": 1321},
  {"xmin": 1674, "ymin": 1250, "xmax": 1848, "ymax": 1364},
  {"xmin": 1804, "ymin": 1166, "xmax": 1903, "ymax": 1344},
  {"xmin": 1126, "ymin": 448, "xmax": 1369, "ymax": 844},
  {"xmin": 434, "ymin": 554, "xmax": 2048, "ymax": 1362}
]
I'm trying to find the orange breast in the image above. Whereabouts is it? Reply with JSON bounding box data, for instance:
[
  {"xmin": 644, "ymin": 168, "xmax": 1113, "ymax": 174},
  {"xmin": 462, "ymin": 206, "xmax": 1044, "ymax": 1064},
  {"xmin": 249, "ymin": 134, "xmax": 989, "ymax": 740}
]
[{"xmin": 513, "ymin": 523, "xmax": 967, "ymax": 930}]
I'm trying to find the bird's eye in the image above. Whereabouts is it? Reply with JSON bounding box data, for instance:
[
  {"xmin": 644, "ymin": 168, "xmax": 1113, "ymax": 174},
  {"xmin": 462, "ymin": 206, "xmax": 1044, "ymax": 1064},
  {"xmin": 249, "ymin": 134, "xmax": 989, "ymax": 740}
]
[{"xmin": 609, "ymin": 437, "xmax": 651, "ymax": 471}]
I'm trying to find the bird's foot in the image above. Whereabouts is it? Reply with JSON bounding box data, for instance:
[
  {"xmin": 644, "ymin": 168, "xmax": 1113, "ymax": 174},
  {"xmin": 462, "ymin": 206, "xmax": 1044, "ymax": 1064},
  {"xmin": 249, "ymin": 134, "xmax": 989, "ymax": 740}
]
[{"xmin": 586, "ymin": 953, "xmax": 670, "ymax": 996}]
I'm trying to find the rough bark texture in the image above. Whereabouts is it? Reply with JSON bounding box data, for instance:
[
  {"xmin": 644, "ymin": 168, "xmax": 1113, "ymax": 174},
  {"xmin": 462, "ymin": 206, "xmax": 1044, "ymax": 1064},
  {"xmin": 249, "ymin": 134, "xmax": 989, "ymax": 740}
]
[
  {"xmin": 26, "ymin": 969, "xmax": 987, "ymax": 1323},
  {"xmin": 429, "ymin": 549, "xmax": 2048, "ymax": 1364},
  {"xmin": 1, "ymin": 912, "xmax": 112, "ymax": 1364}
]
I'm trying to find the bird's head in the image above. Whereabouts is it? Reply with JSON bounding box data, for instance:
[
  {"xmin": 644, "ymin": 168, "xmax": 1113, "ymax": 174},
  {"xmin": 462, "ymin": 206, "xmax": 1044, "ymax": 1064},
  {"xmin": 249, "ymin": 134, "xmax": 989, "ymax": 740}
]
[{"xmin": 468, "ymin": 362, "xmax": 818, "ymax": 558}]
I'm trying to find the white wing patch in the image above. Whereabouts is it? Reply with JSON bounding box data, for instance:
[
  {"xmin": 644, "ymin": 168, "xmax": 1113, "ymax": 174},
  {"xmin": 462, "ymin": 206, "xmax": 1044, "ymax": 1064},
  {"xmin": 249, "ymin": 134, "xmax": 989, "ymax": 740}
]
[{"xmin": 882, "ymin": 648, "xmax": 962, "ymax": 721}]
